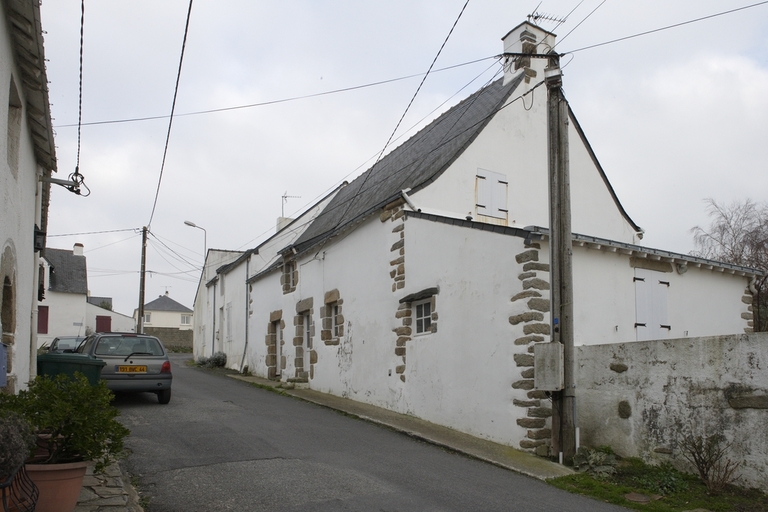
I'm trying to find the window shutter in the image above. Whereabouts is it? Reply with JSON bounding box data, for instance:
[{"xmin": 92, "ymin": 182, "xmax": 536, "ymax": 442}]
[{"xmin": 476, "ymin": 168, "xmax": 508, "ymax": 219}]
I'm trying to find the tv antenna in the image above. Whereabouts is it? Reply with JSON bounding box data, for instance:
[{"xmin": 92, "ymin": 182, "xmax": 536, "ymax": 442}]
[
  {"xmin": 527, "ymin": 3, "xmax": 568, "ymax": 25},
  {"xmin": 282, "ymin": 191, "xmax": 301, "ymax": 217}
]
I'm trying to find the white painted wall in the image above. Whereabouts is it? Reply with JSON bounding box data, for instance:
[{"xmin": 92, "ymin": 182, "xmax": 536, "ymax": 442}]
[
  {"xmin": 0, "ymin": 4, "xmax": 49, "ymax": 388},
  {"xmin": 569, "ymin": 246, "xmax": 751, "ymax": 345},
  {"xmin": 85, "ymin": 302, "xmax": 135, "ymax": 334},
  {"xmin": 192, "ymin": 249, "xmax": 243, "ymax": 360},
  {"xmin": 37, "ymin": 289, "xmax": 87, "ymax": 346},
  {"xmin": 412, "ymin": 23, "xmax": 640, "ymax": 246}
]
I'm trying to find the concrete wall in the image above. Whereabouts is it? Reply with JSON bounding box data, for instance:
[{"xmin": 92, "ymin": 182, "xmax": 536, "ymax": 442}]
[
  {"xmin": 144, "ymin": 327, "xmax": 192, "ymax": 350},
  {"xmin": 577, "ymin": 333, "xmax": 768, "ymax": 490}
]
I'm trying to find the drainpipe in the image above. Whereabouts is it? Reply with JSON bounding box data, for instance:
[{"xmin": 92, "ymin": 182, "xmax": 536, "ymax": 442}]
[
  {"xmin": 211, "ymin": 280, "xmax": 216, "ymax": 357},
  {"xmin": 240, "ymin": 256, "xmax": 250, "ymax": 373},
  {"xmin": 401, "ymin": 188, "xmax": 420, "ymax": 212}
]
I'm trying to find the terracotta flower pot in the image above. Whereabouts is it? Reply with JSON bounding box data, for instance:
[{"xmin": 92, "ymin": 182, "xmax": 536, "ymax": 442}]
[{"xmin": 25, "ymin": 460, "xmax": 88, "ymax": 512}]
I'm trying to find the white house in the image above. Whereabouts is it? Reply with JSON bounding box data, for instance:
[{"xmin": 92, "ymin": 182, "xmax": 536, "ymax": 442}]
[
  {"xmin": 135, "ymin": 292, "xmax": 194, "ymax": 330},
  {"xmin": 38, "ymin": 244, "xmax": 136, "ymax": 346},
  {"xmin": 193, "ymin": 22, "xmax": 760, "ymax": 455},
  {"xmin": 0, "ymin": 0, "xmax": 57, "ymax": 393},
  {"xmin": 37, "ymin": 245, "xmax": 88, "ymax": 345}
]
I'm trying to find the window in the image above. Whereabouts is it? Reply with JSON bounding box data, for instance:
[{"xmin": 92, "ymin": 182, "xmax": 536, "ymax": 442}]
[
  {"xmin": 7, "ymin": 78, "xmax": 21, "ymax": 176},
  {"xmin": 414, "ymin": 300, "xmax": 432, "ymax": 334},
  {"xmin": 282, "ymin": 260, "xmax": 298, "ymax": 294},
  {"xmin": 332, "ymin": 303, "xmax": 341, "ymax": 338},
  {"xmin": 181, "ymin": 314, "xmax": 191, "ymax": 325},
  {"xmin": 144, "ymin": 313, "xmax": 151, "ymax": 324},
  {"xmin": 476, "ymin": 168, "xmax": 508, "ymax": 219}
]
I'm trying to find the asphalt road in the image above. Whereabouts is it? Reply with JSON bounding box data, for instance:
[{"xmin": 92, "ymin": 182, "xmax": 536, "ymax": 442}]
[{"xmin": 116, "ymin": 354, "xmax": 625, "ymax": 512}]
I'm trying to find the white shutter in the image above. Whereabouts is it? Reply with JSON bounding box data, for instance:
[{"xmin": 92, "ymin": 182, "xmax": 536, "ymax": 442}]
[
  {"xmin": 634, "ymin": 268, "xmax": 670, "ymax": 341},
  {"xmin": 476, "ymin": 168, "xmax": 508, "ymax": 219},
  {"xmin": 634, "ymin": 270, "xmax": 651, "ymax": 341}
]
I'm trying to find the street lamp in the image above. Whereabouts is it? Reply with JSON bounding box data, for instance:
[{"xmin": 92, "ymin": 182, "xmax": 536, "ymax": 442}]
[{"xmin": 183, "ymin": 220, "xmax": 207, "ymax": 259}]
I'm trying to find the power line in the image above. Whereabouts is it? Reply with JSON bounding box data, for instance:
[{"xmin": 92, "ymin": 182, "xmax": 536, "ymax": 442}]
[
  {"xmin": 53, "ymin": 57, "xmax": 496, "ymax": 129},
  {"xmin": 147, "ymin": 0, "xmax": 194, "ymax": 227},
  {"xmin": 234, "ymin": 60, "xmax": 501, "ymax": 251},
  {"xmin": 567, "ymin": 0, "xmax": 768, "ymax": 54},
  {"xmin": 330, "ymin": 0, "xmax": 471, "ymax": 234},
  {"xmin": 48, "ymin": 228, "xmax": 138, "ymax": 237}
]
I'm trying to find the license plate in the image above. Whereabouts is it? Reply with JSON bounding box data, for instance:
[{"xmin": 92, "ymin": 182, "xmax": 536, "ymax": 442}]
[{"xmin": 117, "ymin": 365, "xmax": 147, "ymax": 373}]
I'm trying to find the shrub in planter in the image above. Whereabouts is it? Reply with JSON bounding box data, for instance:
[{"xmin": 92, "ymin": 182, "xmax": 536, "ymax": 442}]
[
  {"xmin": 0, "ymin": 373, "xmax": 130, "ymax": 473},
  {"xmin": 0, "ymin": 411, "xmax": 36, "ymax": 478}
]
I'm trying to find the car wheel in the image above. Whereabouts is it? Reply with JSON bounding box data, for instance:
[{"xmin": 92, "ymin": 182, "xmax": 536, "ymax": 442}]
[{"xmin": 157, "ymin": 388, "xmax": 171, "ymax": 404}]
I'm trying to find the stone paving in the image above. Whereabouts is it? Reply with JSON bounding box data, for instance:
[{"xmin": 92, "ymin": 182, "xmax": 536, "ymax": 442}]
[{"xmin": 74, "ymin": 461, "xmax": 143, "ymax": 512}]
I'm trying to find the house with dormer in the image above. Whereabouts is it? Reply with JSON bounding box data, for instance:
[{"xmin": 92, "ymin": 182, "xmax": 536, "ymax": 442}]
[{"xmin": 192, "ymin": 22, "xmax": 761, "ymax": 455}]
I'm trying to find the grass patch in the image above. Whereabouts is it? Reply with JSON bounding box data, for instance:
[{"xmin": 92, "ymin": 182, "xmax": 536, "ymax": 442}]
[{"xmin": 550, "ymin": 457, "xmax": 768, "ymax": 511}]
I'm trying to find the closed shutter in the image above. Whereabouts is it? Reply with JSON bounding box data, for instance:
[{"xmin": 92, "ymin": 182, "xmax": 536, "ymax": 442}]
[
  {"xmin": 96, "ymin": 315, "xmax": 111, "ymax": 333},
  {"xmin": 634, "ymin": 268, "xmax": 671, "ymax": 341},
  {"xmin": 476, "ymin": 168, "xmax": 508, "ymax": 219},
  {"xmin": 38, "ymin": 305, "xmax": 49, "ymax": 334}
]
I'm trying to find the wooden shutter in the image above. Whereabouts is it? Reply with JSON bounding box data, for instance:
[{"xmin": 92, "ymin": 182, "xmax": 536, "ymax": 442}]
[{"xmin": 476, "ymin": 169, "xmax": 508, "ymax": 219}]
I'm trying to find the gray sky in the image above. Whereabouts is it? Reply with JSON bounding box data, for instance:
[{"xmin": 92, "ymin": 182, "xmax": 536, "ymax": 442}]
[{"xmin": 39, "ymin": 1, "xmax": 768, "ymax": 316}]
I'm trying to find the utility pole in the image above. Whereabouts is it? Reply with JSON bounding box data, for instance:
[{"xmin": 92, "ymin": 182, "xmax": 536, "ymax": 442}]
[
  {"xmin": 137, "ymin": 226, "xmax": 148, "ymax": 334},
  {"xmin": 545, "ymin": 52, "xmax": 576, "ymax": 462}
]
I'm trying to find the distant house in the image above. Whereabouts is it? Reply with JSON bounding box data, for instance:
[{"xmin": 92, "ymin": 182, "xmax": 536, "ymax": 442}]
[
  {"xmin": 136, "ymin": 292, "xmax": 194, "ymax": 349},
  {"xmin": 0, "ymin": 0, "xmax": 58, "ymax": 392},
  {"xmin": 37, "ymin": 245, "xmax": 88, "ymax": 345},
  {"xmin": 38, "ymin": 244, "xmax": 135, "ymax": 345}
]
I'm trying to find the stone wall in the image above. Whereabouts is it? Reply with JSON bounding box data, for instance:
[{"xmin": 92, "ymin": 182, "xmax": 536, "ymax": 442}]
[
  {"xmin": 144, "ymin": 327, "xmax": 192, "ymax": 350},
  {"xmin": 577, "ymin": 333, "xmax": 768, "ymax": 490}
]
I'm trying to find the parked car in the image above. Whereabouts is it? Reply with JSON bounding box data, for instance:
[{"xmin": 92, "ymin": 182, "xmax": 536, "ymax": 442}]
[
  {"xmin": 46, "ymin": 335, "xmax": 85, "ymax": 353},
  {"xmin": 75, "ymin": 332, "xmax": 172, "ymax": 404}
]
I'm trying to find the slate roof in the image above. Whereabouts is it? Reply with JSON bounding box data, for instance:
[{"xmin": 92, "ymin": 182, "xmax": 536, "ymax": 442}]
[
  {"xmin": 291, "ymin": 74, "xmax": 525, "ymax": 253},
  {"xmin": 87, "ymin": 296, "xmax": 112, "ymax": 308},
  {"xmin": 44, "ymin": 248, "xmax": 87, "ymax": 295},
  {"xmin": 144, "ymin": 294, "xmax": 192, "ymax": 313}
]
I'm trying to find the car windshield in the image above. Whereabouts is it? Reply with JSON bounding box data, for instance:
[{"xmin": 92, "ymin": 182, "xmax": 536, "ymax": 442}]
[{"xmin": 94, "ymin": 336, "xmax": 164, "ymax": 356}]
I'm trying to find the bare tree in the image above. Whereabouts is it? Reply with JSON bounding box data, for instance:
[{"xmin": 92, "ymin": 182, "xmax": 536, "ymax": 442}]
[{"xmin": 691, "ymin": 198, "xmax": 768, "ymax": 331}]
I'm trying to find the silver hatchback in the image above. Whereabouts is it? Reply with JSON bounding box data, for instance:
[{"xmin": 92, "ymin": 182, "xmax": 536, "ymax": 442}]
[{"xmin": 76, "ymin": 333, "xmax": 172, "ymax": 404}]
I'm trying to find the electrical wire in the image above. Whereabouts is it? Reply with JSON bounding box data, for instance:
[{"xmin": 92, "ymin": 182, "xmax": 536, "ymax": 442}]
[
  {"xmin": 567, "ymin": 0, "xmax": 768, "ymax": 54},
  {"xmin": 147, "ymin": 0, "xmax": 194, "ymax": 228},
  {"xmin": 234, "ymin": 60, "xmax": 500, "ymax": 251},
  {"xmin": 53, "ymin": 57, "xmax": 497, "ymax": 128},
  {"xmin": 330, "ymin": 0, "xmax": 471, "ymax": 234},
  {"xmin": 553, "ymin": 0, "xmax": 609, "ymax": 50},
  {"xmin": 47, "ymin": 228, "xmax": 138, "ymax": 237}
]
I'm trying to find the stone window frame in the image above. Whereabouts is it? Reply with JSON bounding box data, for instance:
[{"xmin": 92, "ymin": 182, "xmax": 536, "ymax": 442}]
[
  {"xmin": 293, "ymin": 297, "xmax": 314, "ymax": 380},
  {"xmin": 281, "ymin": 259, "xmax": 298, "ymax": 294},
  {"xmin": 399, "ymin": 287, "xmax": 438, "ymax": 336},
  {"xmin": 321, "ymin": 289, "xmax": 343, "ymax": 345}
]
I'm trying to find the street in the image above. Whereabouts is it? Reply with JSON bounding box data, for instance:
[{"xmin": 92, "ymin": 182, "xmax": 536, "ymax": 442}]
[{"xmin": 116, "ymin": 354, "xmax": 625, "ymax": 511}]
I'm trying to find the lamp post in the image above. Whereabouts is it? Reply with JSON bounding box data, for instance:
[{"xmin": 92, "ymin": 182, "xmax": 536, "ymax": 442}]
[{"xmin": 183, "ymin": 220, "xmax": 207, "ymax": 258}]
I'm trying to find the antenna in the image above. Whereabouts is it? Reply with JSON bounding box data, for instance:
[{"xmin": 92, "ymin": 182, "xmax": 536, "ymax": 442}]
[
  {"xmin": 527, "ymin": 8, "xmax": 568, "ymax": 25},
  {"xmin": 281, "ymin": 191, "xmax": 301, "ymax": 217}
]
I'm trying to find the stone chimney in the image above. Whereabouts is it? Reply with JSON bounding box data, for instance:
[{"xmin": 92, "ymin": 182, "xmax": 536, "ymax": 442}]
[
  {"xmin": 501, "ymin": 22, "xmax": 557, "ymax": 86},
  {"xmin": 73, "ymin": 243, "xmax": 84, "ymax": 256}
]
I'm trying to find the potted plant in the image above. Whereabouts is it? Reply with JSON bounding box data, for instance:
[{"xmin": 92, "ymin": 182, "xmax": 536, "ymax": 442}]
[
  {"xmin": 0, "ymin": 373, "xmax": 130, "ymax": 512},
  {"xmin": 0, "ymin": 410, "xmax": 38, "ymax": 510}
]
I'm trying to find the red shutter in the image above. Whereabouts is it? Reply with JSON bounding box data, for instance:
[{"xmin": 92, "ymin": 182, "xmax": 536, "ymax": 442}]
[
  {"xmin": 96, "ymin": 316, "xmax": 112, "ymax": 333},
  {"xmin": 38, "ymin": 306, "xmax": 49, "ymax": 334}
]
